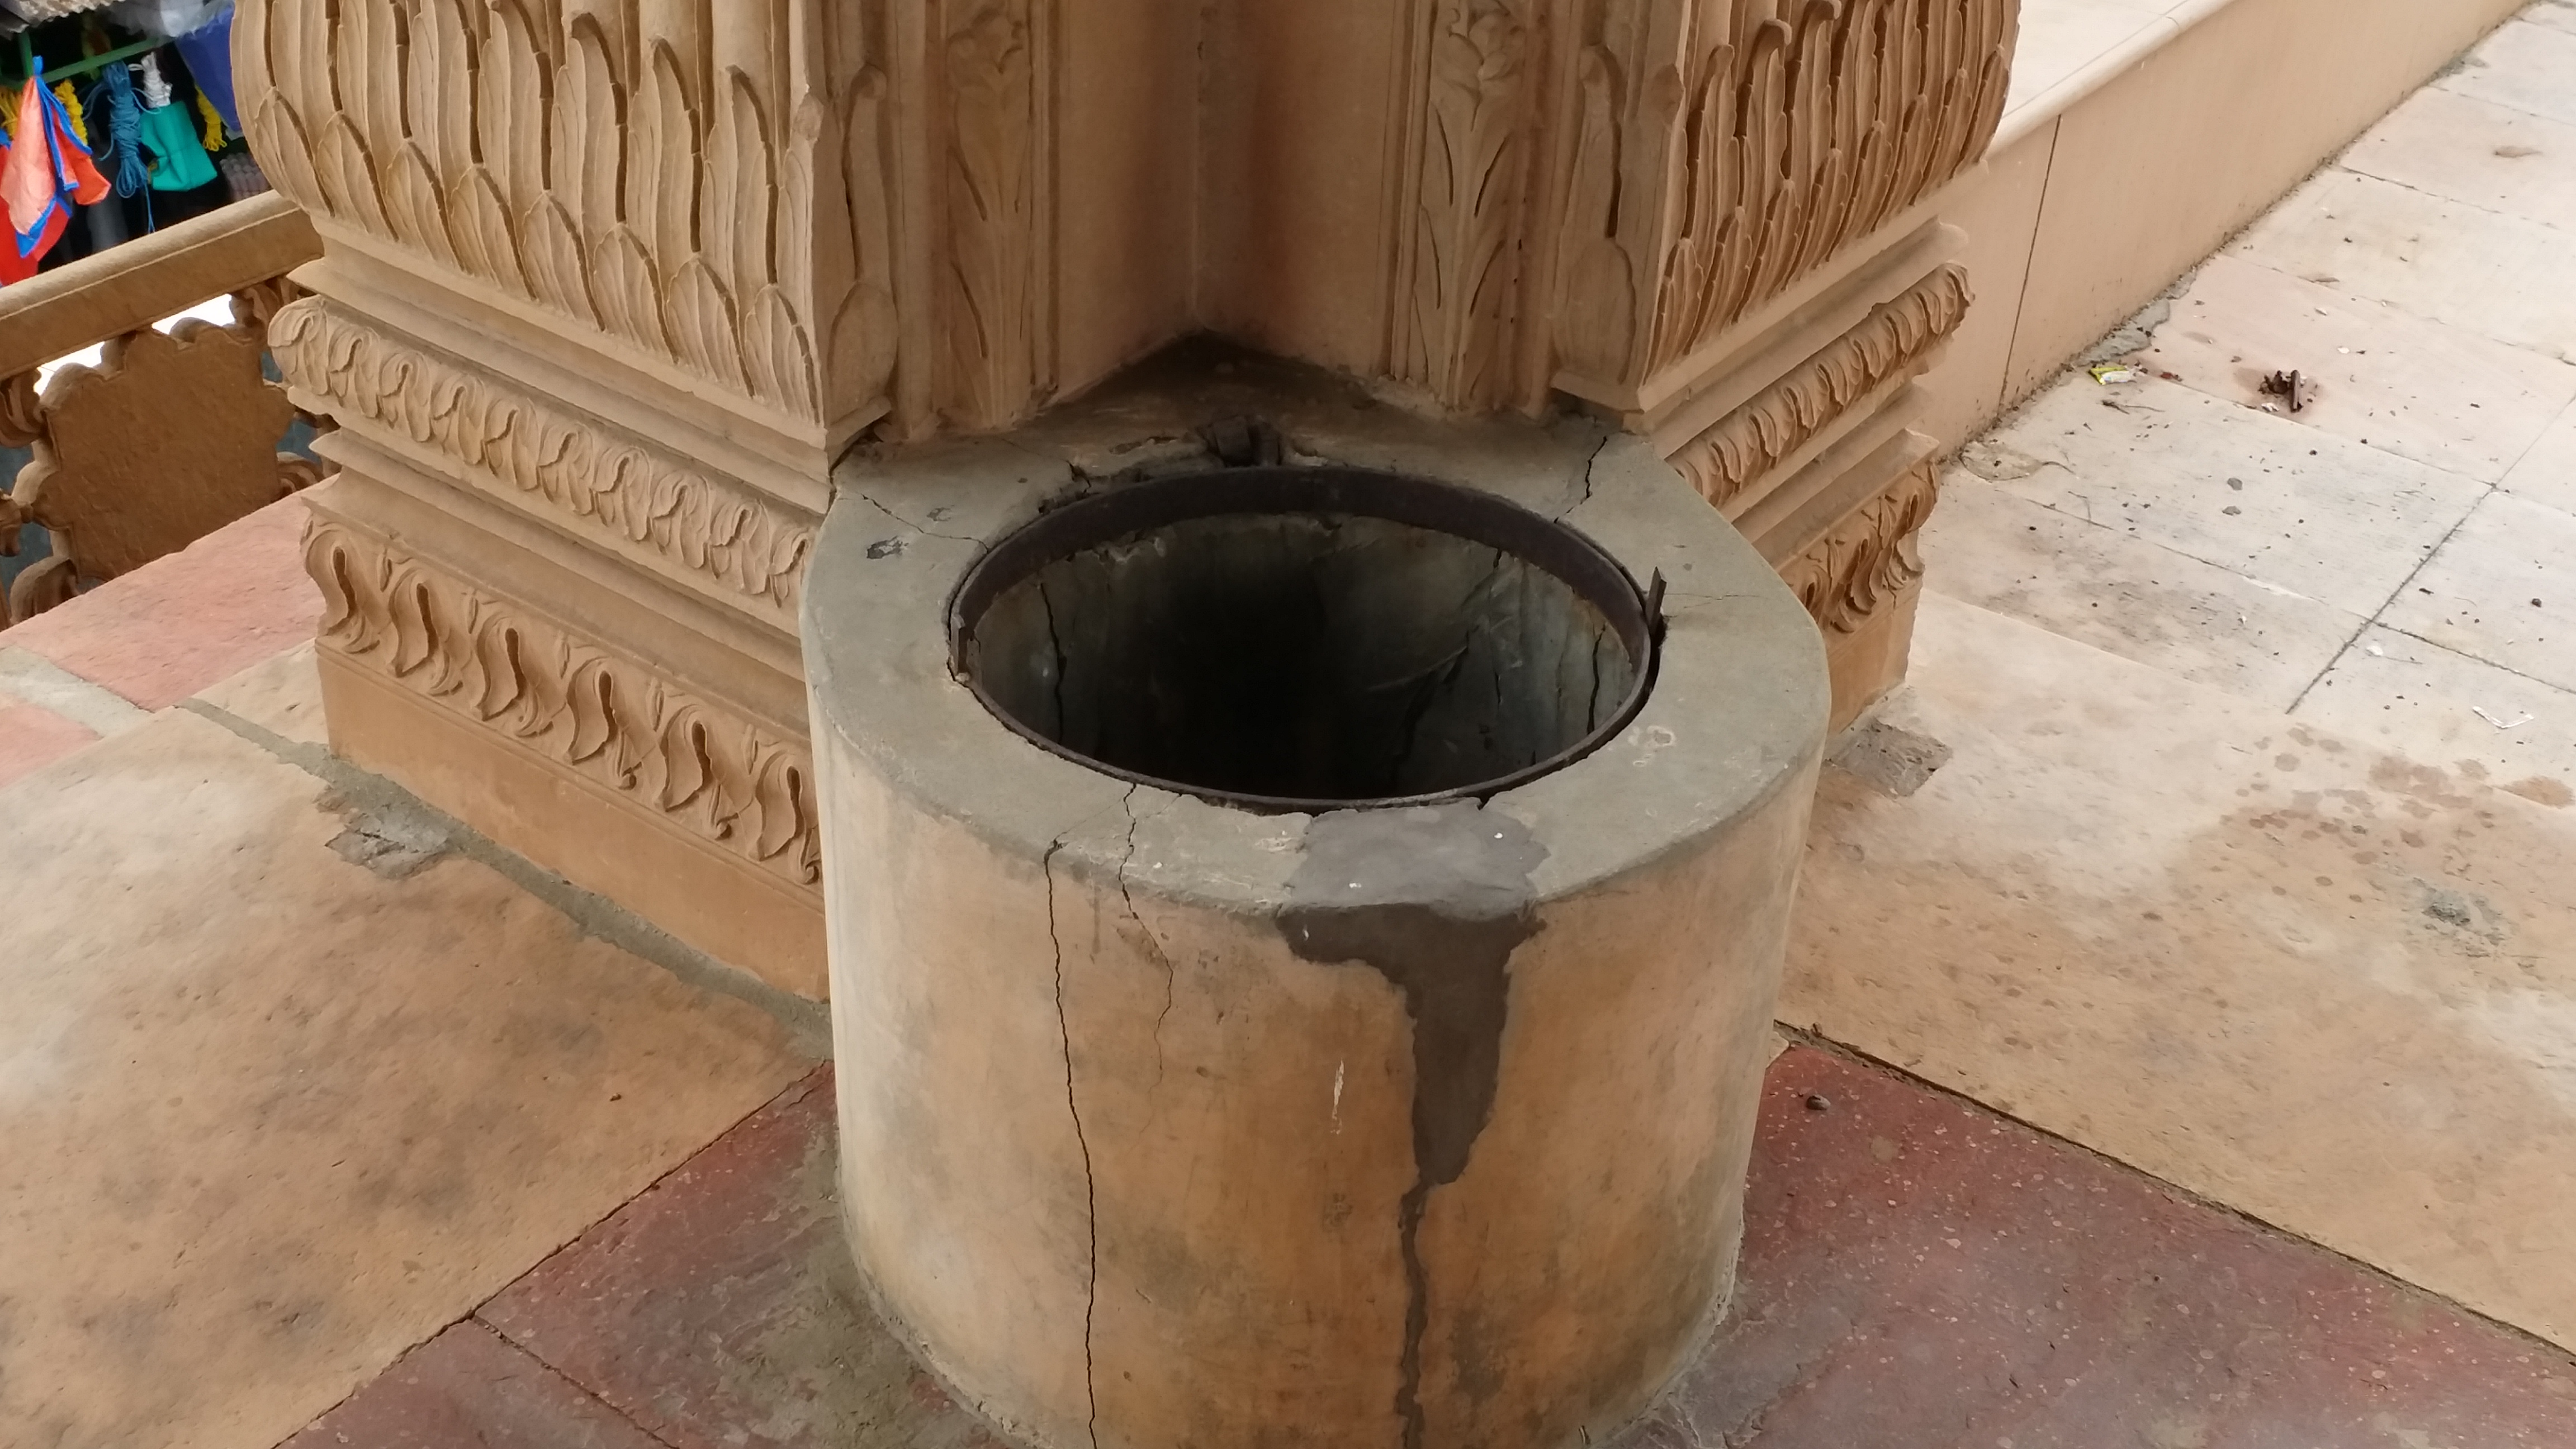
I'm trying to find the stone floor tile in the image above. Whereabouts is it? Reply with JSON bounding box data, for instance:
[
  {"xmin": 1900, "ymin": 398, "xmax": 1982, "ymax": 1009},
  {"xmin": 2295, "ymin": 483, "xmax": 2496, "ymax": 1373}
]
[
  {"xmin": 0, "ymin": 710, "xmax": 811, "ymax": 1449},
  {"xmin": 0, "ymin": 495, "xmax": 319, "ymax": 710},
  {"xmin": 1783, "ymin": 592, "xmax": 2576, "ymax": 1352},
  {"xmin": 479, "ymin": 1068, "xmax": 1010, "ymax": 1449},
  {"xmin": 2442, "ymin": 19, "xmax": 2576, "ymax": 129},
  {"xmin": 2342, "ymin": 86, "xmax": 2576, "ymax": 235},
  {"xmin": 280, "ymin": 1322, "xmax": 665, "ymax": 1449},
  {"xmin": 195, "ymin": 641, "xmax": 329, "ymax": 748},
  {"xmin": 2503, "ymin": 394, "xmax": 2576, "ymax": 514},
  {"xmin": 1628, "ymin": 1050, "xmax": 2576, "ymax": 1449},
  {"xmin": 1969, "ymin": 372, "xmax": 2487, "ymax": 617},
  {"xmin": 2294, "ymin": 624, "xmax": 2576, "ymax": 804},
  {"xmin": 2137, "ymin": 252, "xmax": 2576, "ymax": 482},
  {"xmin": 0, "ymin": 699, "xmax": 96, "ymax": 788},
  {"xmin": 2527, "ymin": 0, "xmax": 2576, "ymax": 36},
  {"xmin": 2231, "ymin": 169, "xmax": 2576, "ymax": 364},
  {"xmin": 2379, "ymin": 491, "xmax": 2576, "ymax": 693},
  {"xmin": 1924, "ymin": 471, "xmax": 2364, "ymax": 709}
]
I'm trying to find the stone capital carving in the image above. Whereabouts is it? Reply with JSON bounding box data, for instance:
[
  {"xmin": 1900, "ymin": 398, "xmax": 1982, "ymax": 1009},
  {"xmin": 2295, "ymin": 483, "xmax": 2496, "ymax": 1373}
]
[{"xmin": 1779, "ymin": 460, "xmax": 1940, "ymax": 635}]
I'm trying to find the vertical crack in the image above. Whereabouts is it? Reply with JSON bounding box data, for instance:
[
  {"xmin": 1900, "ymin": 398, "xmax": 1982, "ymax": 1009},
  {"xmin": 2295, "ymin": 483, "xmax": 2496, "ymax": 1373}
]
[
  {"xmin": 1042, "ymin": 836, "xmax": 1102, "ymax": 1449},
  {"xmin": 1114, "ymin": 785, "xmax": 1180, "ymax": 1095}
]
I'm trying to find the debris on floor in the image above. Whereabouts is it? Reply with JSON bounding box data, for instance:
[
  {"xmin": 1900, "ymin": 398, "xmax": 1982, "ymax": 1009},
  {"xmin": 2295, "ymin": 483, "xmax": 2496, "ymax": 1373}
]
[{"xmin": 2261, "ymin": 368, "xmax": 2316, "ymax": 413}]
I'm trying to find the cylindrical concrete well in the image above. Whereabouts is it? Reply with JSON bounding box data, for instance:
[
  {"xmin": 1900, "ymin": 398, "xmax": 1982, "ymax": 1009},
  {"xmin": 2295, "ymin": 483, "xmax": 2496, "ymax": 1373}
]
[{"xmin": 806, "ymin": 403, "xmax": 1826, "ymax": 1449}]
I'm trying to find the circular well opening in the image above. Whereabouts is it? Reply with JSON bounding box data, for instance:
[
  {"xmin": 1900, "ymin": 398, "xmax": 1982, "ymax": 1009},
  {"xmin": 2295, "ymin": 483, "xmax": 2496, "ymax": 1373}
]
[{"xmin": 951, "ymin": 466, "xmax": 1656, "ymax": 812}]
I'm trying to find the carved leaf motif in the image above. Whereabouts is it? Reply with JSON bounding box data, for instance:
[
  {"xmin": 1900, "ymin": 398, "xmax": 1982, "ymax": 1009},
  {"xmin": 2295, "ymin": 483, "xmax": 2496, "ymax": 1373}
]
[
  {"xmin": 408, "ymin": 0, "xmax": 479, "ymax": 189},
  {"xmin": 594, "ymin": 228, "xmax": 676, "ymax": 360},
  {"xmin": 450, "ymin": 167, "xmax": 533, "ymax": 299},
  {"xmin": 484, "ymin": 0, "xmax": 552, "ymax": 222},
  {"xmin": 523, "ymin": 197, "xmax": 603, "ymax": 325},
  {"xmin": 316, "ymin": 116, "xmax": 394, "ymax": 238},
  {"xmin": 382, "ymin": 144, "xmax": 460, "ymax": 268},
  {"xmin": 708, "ymin": 71, "xmax": 779, "ymax": 314},
  {"xmin": 1571, "ymin": 0, "xmax": 2017, "ymax": 387},
  {"xmin": 1396, "ymin": 0, "xmax": 1533, "ymax": 409},
  {"xmin": 744, "ymin": 285, "xmax": 818, "ymax": 416},
  {"xmin": 560, "ymin": 20, "xmax": 626, "ymax": 250},
  {"xmin": 630, "ymin": 44, "xmax": 703, "ymax": 283},
  {"xmin": 829, "ymin": 73, "xmax": 899, "ymax": 409},
  {"xmin": 275, "ymin": 300, "xmax": 812, "ymax": 614},
  {"xmin": 941, "ymin": 0, "xmax": 1039, "ymax": 429},
  {"xmin": 666, "ymin": 259, "xmax": 750, "ymax": 390}
]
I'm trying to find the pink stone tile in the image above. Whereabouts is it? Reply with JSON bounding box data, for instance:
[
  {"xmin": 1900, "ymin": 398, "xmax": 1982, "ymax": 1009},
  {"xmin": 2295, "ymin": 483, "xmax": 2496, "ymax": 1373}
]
[
  {"xmin": 0, "ymin": 701, "xmax": 96, "ymax": 788},
  {"xmin": 1623, "ymin": 1050, "xmax": 2576, "ymax": 1447},
  {"xmin": 479, "ymin": 1068, "xmax": 1011, "ymax": 1449},
  {"xmin": 0, "ymin": 495, "xmax": 319, "ymax": 710},
  {"xmin": 2344, "ymin": 85, "xmax": 2576, "ymax": 235},
  {"xmin": 2139, "ymin": 252, "xmax": 2576, "ymax": 481},
  {"xmin": 280, "ymin": 1322, "xmax": 665, "ymax": 1449}
]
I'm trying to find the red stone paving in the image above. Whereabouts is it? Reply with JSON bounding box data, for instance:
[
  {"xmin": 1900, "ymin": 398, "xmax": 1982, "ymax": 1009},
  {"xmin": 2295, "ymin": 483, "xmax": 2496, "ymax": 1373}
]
[
  {"xmin": 476, "ymin": 1069, "xmax": 1011, "ymax": 1449},
  {"xmin": 1623, "ymin": 1049, "xmax": 2576, "ymax": 1448},
  {"xmin": 280, "ymin": 1320, "xmax": 666, "ymax": 1449},
  {"xmin": 302, "ymin": 1049, "xmax": 2576, "ymax": 1448},
  {"xmin": 0, "ymin": 699, "xmax": 96, "ymax": 788},
  {"xmin": 0, "ymin": 495, "xmax": 317, "ymax": 710}
]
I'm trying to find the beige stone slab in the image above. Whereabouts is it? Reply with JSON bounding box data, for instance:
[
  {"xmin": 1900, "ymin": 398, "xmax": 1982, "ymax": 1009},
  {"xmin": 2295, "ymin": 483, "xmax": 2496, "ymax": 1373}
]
[
  {"xmin": 2343, "ymin": 86, "xmax": 2576, "ymax": 236},
  {"xmin": 2379, "ymin": 491, "xmax": 2576, "ymax": 693},
  {"xmin": 2231, "ymin": 169, "xmax": 2576, "ymax": 364},
  {"xmin": 193, "ymin": 642, "xmax": 328, "ymax": 749},
  {"xmin": 2004, "ymin": 0, "xmax": 2532, "ymax": 405},
  {"xmin": 2001, "ymin": 0, "xmax": 2175, "ymax": 124},
  {"xmin": 2442, "ymin": 18, "xmax": 2576, "ymax": 128},
  {"xmin": 1924, "ymin": 471, "xmax": 2363, "ymax": 708},
  {"xmin": 1972, "ymin": 372, "xmax": 2487, "ymax": 617},
  {"xmin": 2295, "ymin": 624, "xmax": 2576, "ymax": 806},
  {"xmin": 0, "ymin": 711, "xmax": 809, "ymax": 1449},
  {"xmin": 2503, "ymin": 395, "xmax": 2576, "ymax": 515},
  {"xmin": 1918, "ymin": 121, "xmax": 2058, "ymax": 453},
  {"xmin": 2138, "ymin": 253, "xmax": 2576, "ymax": 484},
  {"xmin": 1786, "ymin": 591, "xmax": 2576, "ymax": 1352}
]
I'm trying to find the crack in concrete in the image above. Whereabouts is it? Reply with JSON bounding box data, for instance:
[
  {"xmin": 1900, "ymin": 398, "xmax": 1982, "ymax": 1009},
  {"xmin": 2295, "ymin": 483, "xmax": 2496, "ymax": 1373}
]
[
  {"xmin": 1559, "ymin": 437, "xmax": 1613, "ymax": 520},
  {"xmin": 1113, "ymin": 785, "xmax": 1183, "ymax": 1096},
  {"xmin": 1040, "ymin": 833, "xmax": 1103, "ymax": 1449},
  {"xmin": 851, "ymin": 490, "xmax": 977, "ymax": 544}
]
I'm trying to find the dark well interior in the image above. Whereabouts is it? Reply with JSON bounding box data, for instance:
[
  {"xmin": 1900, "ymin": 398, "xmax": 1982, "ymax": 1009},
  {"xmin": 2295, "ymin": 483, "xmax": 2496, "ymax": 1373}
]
[{"xmin": 954, "ymin": 468, "xmax": 1651, "ymax": 809}]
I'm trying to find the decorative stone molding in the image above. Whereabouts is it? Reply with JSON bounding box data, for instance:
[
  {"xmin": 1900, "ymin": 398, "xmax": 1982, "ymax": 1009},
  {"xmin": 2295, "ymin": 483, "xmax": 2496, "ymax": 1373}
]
[
  {"xmin": 935, "ymin": 0, "xmax": 1053, "ymax": 433},
  {"xmin": 1388, "ymin": 0, "xmax": 1540, "ymax": 412},
  {"xmin": 237, "ymin": 0, "xmax": 899, "ymax": 434},
  {"xmin": 1548, "ymin": 0, "xmax": 2015, "ymax": 402},
  {"xmin": 1669, "ymin": 263, "xmax": 1971, "ymax": 507},
  {"xmin": 271, "ymin": 298, "xmax": 814, "ymax": 622},
  {"xmin": 1779, "ymin": 461, "xmax": 1939, "ymax": 635},
  {"xmin": 306, "ymin": 517, "xmax": 823, "ymax": 892}
]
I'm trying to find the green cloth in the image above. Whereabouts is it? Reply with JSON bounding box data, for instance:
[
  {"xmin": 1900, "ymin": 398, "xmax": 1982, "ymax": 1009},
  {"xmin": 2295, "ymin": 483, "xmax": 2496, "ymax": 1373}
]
[{"xmin": 139, "ymin": 103, "xmax": 215, "ymax": 192}]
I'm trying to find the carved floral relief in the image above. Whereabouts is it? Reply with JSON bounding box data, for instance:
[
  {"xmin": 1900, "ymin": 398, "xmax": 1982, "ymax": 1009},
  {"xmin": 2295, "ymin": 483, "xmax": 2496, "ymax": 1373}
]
[{"xmin": 307, "ymin": 517, "xmax": 823, "ymax": 890}]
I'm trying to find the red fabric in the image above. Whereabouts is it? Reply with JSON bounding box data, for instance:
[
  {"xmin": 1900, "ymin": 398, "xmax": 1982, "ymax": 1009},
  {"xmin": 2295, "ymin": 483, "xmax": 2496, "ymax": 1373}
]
[{"xmin": 2, "ymin": 74, "xmax": 109, "ymax": 284}]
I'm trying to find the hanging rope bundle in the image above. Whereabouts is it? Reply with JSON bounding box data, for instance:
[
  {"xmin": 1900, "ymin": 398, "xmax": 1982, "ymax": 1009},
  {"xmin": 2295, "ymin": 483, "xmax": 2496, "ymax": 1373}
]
[{"xmin": 87, "ymin": 61, "xmax": 146, "ymax": 198}]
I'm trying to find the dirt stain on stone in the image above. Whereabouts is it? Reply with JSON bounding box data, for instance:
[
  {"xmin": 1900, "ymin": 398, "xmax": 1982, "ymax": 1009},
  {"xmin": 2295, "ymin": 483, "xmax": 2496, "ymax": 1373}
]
[{"xmin": 1280, "ymin": 803, "xmax": 1546, "ymax": 1449}]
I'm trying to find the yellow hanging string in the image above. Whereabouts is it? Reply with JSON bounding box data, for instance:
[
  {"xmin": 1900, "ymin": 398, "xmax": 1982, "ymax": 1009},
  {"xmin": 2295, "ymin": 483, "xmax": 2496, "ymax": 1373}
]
[
  {"xmin": 53, "ymin": 82, "xmax": 87, "ymax": 146},
  {"xmin": 196, "ymin": 91, "xmax": 224, "ymax": 150}
]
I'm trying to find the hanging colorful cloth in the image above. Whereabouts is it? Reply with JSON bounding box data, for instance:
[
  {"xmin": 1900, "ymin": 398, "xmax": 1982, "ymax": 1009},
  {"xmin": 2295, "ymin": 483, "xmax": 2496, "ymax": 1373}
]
[
  {"xmin": 2, "ymin": 67, "xmax": 113, "ymax": 285},
  {"xmin": 135, "ymin": 54, "xmax": 216, "ymax": 192}
]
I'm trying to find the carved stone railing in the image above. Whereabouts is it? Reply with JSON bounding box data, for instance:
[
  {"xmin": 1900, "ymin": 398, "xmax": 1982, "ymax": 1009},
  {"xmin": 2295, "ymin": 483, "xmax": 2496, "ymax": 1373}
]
[{"xmin": 0, "ymin": 193, "xmax": 325, "ymax": 623}]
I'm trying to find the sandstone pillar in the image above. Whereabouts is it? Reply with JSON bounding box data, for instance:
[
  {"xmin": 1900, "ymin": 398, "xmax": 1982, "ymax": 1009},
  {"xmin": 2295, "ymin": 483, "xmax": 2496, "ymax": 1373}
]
[{"xmin": 239, "ymin": 0, "xmax": 2016, "ymax": 982}]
